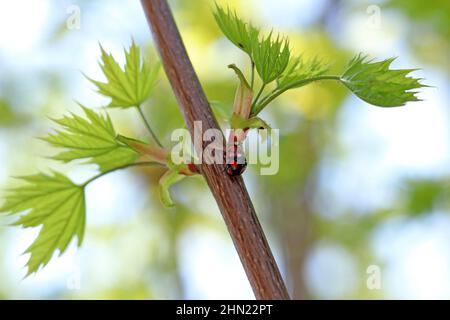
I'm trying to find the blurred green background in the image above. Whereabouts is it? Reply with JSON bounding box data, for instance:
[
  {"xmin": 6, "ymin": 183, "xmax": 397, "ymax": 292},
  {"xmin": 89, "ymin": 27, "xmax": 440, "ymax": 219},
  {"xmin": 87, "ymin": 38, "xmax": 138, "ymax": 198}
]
[{"xmin": 0, "ymin": 0, "xmax": 449, "ymax": 299}]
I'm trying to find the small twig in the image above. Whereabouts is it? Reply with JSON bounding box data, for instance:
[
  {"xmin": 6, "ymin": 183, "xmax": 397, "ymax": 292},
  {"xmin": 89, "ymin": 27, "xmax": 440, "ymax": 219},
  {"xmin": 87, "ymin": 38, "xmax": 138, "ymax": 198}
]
[
  {"xmin": 253, "ymin": 75, "xmax": 341, "ymax": 116},
  {"xmin": 250, "ymin": 59, "xmax": 255, "ymax": 89},
  {"xmin": 136, "ymin": 105, "xmax": 163, "ymax": 147},
  {"xmin": 140, "ymin": 0, "xmax": 290, "ymax": 300},
  {"xmin": 81, "ymin": 161, "xmax": 163, "ymax": 187},
  {"xmin": 252, "ymin": 83, "xmax": 266, "ymax": 109}
]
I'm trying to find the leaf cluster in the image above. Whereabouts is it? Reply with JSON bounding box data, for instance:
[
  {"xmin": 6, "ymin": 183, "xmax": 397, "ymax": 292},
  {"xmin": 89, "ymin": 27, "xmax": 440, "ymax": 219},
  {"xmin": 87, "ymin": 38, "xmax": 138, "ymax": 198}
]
[
  {"xmin": 1, "ymin": 42, "xmax": 162, "ymax": 275},
  {"xmin": 213, "ymin": 4, "xmax": 427, "ymax": 116}
]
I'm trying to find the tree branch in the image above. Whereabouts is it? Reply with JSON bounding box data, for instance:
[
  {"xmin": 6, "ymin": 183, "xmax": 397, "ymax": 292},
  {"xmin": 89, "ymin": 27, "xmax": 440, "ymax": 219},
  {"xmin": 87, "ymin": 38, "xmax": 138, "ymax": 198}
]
[{"xmin": 140, "ymin": 0, "xmax": 290, "ymax": 300}]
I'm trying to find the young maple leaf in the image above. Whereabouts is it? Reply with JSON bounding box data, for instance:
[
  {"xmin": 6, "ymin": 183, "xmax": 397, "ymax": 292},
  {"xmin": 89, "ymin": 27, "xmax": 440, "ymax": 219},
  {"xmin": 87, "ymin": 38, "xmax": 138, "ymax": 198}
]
[
  {"xmin": 340, "ymin": 54, "xmax": 426, "ymax": 107},
  {"xmin": 42, "ymin": 105, "xmax": 139, "ymax": 172},
  {"xmin": 213, "ymin": 4, "xmax": 259, "ymax": 56},
  {"xmin": 87, "ymin": 40, "xmax": 160, "ymax": 108},
  {"xmin": 0, "ymin": 172, "xmax": 85, "ymax": 276}
]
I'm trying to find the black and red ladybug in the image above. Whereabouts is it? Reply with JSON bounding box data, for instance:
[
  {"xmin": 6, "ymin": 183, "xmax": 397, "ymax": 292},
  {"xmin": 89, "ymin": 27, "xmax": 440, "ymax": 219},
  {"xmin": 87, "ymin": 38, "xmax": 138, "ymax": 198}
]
[{"xmin": 225, "ymin": 142, "xmax": 247, "ymax": 176}]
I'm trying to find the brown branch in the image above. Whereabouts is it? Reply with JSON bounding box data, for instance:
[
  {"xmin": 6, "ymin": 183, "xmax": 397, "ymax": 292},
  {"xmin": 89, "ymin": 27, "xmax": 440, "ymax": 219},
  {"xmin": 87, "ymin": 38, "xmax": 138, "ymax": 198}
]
[{"xmin": 140, "ymin": 0, "xmax": 290, "ymax": 300}]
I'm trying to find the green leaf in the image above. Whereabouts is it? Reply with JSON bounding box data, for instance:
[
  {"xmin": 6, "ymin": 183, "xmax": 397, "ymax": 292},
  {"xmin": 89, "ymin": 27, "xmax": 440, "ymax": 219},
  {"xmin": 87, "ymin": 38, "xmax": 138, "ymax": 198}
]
[
  {"xmin": 214, "ymin": 5, "xmax": 290, "ymax": 84},
  {"xmin": 159, "ymin": 170, "xmax": 186, "ymax": 207},
  {"xmin": 0, "ymin": 172, "xmax": 85, "ymax": 276},
  {"xmin": 277, "ymin": 55, "xmax": 329, "ymax": 90},
  {"xmin": 213, "ymin": 4, "xmax": 259, "ymax": 55},
  {"xmin": 340, "ymin": 54, "xmax": 427, "ymax": 107},
  {"xmin": 42, "ymin": 105, "xmax": 138, "ymax": 172},
  {"xmin": 252, "ymin": 33, "xmax": 290, "ymax": 84},
  {"xmin": 253, "ymin": 54, "xmax": 427, "ymax": 115},
  {"xmin": 87, "ymin": 40, "xmax": 160, "ymax": 108}
]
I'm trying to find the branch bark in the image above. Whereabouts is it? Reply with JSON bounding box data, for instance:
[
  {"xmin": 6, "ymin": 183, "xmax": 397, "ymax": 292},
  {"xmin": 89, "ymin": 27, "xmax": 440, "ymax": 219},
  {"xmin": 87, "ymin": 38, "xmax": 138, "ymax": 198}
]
[{"xmin": 140, "ymin": 0, "xmax": 290, "ymax": 300}]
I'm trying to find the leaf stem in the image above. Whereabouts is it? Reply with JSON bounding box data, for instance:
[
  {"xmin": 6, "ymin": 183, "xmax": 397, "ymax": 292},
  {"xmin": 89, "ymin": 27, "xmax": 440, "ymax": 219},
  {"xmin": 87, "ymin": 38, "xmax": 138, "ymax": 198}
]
[
  {"xmin": 251, "ymin": 83, "xmax": 266, "ymax": 111},
  {"xmin": 250, "ymin": 59, "xmax": 255, "ymax": 89},
  {"xmin": 252, "ymin": 75, "xmax": 341, "ymax": 116},
  {"xmin": 81, "ymin": 161, "xmax": 164, "ymax": 188},
  {"xmin": 136, "ymin": 105, "xmax": 163, "ymax": 147}
]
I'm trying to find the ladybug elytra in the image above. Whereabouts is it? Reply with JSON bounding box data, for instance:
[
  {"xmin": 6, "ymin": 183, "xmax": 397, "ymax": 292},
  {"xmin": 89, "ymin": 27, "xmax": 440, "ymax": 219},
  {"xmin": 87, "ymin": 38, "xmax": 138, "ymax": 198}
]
[{"xmin": 225, "ymin": 143, "xmax": 247, "ymax": 176}]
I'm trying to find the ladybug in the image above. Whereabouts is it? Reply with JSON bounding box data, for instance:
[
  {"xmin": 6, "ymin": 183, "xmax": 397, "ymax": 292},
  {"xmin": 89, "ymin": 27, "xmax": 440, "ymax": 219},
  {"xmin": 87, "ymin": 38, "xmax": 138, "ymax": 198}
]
[{"xmin": 225, "ymin": 143, "xmax": 247, "ymax": 176}]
